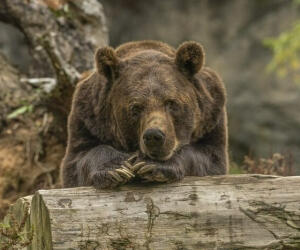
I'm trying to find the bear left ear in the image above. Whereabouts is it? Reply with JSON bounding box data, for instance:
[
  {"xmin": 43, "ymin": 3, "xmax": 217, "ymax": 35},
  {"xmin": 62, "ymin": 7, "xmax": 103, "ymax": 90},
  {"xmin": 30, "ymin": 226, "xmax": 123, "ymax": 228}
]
[
  {"xmin": 175, "ymin": 41, "xmax": 205, "ymax": 76},
  {"xmin": 95, "ymin": 46, "xmax": 119, "ymax": 81}
]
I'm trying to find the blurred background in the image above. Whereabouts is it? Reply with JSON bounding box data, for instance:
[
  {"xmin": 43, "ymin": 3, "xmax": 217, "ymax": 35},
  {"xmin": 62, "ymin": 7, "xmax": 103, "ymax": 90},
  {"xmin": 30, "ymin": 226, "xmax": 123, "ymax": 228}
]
[{"xmin": 0, "ymin": 0, "xmax": 299, "ymax": 219}]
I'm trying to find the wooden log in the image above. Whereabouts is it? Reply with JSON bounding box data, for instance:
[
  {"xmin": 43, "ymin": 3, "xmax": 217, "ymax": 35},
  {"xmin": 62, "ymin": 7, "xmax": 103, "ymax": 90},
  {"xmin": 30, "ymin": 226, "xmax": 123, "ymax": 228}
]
[{"xmin": 1, "ymin": 174, "xmax": 300, "ymax": 249}]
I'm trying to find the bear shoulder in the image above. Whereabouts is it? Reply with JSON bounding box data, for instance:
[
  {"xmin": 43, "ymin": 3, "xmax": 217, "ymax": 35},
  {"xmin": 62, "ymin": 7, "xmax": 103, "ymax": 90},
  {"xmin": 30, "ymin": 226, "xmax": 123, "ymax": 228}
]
[
  {"xmin": 72, "ymin": 72, "xmax": 103, "ymax": 109},
  {"xmin": 68, "ymin": 71, "xmax": 105, "ymax": 133}
]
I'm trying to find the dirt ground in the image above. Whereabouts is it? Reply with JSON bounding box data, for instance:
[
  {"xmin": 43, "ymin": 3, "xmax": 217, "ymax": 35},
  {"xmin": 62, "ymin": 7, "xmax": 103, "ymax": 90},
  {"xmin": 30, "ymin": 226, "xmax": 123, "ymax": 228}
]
[{"xmin": 0, "ymin": 111, "xmax": 64, "ymax": 219}]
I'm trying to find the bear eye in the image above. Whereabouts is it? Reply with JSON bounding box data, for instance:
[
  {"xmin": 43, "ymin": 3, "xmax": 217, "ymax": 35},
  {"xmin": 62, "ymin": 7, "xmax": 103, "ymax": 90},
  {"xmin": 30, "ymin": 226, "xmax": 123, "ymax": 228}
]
[
  {"xmin": 130, "ymin": 104, "xmax": 144, "ymax": 117},
  {"xmin": 165, "ymin": 100, "xmax": 180, "ymax": 112}
]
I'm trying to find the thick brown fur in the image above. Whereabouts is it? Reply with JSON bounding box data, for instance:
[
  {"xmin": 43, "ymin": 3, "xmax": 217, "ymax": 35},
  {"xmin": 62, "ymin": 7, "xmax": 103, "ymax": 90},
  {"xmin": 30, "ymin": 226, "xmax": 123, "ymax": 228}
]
[{"xmin": 61, "ymin": 40, "xmax": 228, "ymax": 188}]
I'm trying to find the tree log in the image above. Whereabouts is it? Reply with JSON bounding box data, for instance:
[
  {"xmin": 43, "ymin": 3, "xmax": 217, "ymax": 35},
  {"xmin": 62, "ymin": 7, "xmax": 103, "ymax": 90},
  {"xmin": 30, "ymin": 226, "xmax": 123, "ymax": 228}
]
[{"xmin": 1, "ymin": 174, "xmax": 300, "ymax": 249}]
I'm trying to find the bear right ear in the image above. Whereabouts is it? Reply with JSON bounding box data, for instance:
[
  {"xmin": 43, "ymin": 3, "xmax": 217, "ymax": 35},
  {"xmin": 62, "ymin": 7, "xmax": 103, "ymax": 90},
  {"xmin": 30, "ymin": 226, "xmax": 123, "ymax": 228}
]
[
  {"xmin": 175, "ymin": 41, "xmax": 205, "ymax": 76},
  {"xmin": 95, "ymin": 47, "xmax": 119, "ymax": 81}
]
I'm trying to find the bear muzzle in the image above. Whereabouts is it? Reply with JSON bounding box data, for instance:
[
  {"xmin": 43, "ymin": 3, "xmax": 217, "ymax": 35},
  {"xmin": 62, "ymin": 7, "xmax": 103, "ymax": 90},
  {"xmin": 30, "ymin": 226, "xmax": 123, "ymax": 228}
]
[
  {"xmin": 139, "ymin": 111, "xmax": 177, "ymax": 161},
  {"xmin": 143, "ymin": 128, "xmax": 166, "ymax": 149},
  {"xmin": 141, "ymin": 128, "xmax": 177, "ymax": 161}
]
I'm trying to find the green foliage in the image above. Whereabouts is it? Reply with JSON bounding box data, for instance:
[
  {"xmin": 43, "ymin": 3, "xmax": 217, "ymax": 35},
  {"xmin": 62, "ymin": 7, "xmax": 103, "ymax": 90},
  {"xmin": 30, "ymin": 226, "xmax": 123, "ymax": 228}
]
[
  {"xmin": 0, "ymin": 204, "xmax": 33, "ymax": 250},
  {"xmin": 264, "ymin": 21, "xmax": 300, "ymax": 82},
  {"xmin": 265, "ymin": 0, "xmax": 300, "ymax": 83},
  {"xmin": 229, "ymin": 162, "xmax": 246, "ymax": 174},
  {"xmin": 7, "ymin": 105, "xmax": 33, "ymax": 120}
]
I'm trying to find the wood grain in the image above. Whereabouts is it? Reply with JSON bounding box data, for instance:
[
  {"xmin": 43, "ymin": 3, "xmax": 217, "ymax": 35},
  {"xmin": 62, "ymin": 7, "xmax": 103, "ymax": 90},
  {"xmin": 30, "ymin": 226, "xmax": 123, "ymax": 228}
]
[{"xmin": 2, "ymin": 175, "xmax": 300, "ymax": 249}]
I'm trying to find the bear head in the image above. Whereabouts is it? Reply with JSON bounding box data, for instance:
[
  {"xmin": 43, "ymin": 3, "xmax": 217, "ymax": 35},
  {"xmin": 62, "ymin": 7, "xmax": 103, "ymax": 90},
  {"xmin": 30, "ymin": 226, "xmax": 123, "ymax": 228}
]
[{"xmin": 94, "ymin": 41, "xmax": 225, "ymax": 161}]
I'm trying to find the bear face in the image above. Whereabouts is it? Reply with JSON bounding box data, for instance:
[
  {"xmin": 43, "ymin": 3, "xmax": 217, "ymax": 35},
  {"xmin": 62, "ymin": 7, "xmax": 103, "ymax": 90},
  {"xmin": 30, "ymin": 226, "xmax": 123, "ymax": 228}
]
[
  {"xmin": 94, "ymin": 41, "xmax": 224, "ymax": 161},
  {"xmin": 107, "ymin": 52, "xmax": 200, "ymax": 160}
]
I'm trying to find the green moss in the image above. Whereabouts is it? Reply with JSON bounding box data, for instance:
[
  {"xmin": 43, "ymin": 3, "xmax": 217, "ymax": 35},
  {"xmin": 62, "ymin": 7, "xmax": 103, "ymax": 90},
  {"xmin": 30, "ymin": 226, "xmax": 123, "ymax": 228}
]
[
  {"xmin": 0, "ymin": 200, "xmax": 33, "ymax": 249},
  {"xmin": 229, "ymin": 162, "xmax": 246, "ymax": 174}
]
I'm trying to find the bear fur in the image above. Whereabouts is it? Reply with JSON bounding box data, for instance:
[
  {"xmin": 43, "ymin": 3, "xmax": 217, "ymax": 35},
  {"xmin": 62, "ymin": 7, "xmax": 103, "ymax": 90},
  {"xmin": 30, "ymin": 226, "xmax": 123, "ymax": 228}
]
[{"xmin": 61, "ymin": 40, "xmax": 228, "ymax": 188}]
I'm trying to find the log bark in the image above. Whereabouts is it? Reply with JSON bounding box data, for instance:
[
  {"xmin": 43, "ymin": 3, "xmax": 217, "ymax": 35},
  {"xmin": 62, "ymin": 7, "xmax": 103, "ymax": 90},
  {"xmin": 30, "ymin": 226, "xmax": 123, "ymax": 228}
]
[{"xmin": 1, "ymin": 174, "xmax": 300, "ymax": 249}]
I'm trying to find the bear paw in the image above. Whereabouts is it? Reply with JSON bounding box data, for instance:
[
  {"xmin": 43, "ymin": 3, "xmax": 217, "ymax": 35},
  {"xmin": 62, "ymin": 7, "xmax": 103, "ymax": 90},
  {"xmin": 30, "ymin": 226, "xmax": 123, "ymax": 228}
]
[
  {"xmin": 105, "ymin": 153, "xmax": 147, "ymax": 187},
  {"xmin": 136, "ymin": 164, "xmax": 181, "ymax": 183}
]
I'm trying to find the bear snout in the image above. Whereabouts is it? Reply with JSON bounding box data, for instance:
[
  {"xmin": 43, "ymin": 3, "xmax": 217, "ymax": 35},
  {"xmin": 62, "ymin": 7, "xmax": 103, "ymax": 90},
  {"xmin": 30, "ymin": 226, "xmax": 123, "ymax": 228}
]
[
  {"xmin": 139, "ymin": 111, "xmax": 177, "ymax": 161},
  {"xmin": 143, "ymin": 128, "xmax": 166, "ymax": 149}
]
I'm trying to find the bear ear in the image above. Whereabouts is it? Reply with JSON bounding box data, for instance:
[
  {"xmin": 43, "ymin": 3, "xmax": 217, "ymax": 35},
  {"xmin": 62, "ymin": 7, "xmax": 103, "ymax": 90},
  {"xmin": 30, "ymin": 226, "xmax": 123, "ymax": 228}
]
[
  {"xmin": 175, "ymin": 41, "xmax": 205, "ymax": 76},
  {"xmin": 95, "ymin": 47, "xmax": 119, "ymax": 81}
]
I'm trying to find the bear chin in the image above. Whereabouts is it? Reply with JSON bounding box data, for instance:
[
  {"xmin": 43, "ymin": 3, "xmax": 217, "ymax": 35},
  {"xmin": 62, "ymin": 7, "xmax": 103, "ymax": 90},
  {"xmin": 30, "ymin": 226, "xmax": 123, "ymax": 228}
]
[
  {"xmin": 141, "ymin": 139, "xmax": 179, "ymax": 162},
  {"xmin": 147, "ymin": 151, "xmax": 174, "ymax": 161}
]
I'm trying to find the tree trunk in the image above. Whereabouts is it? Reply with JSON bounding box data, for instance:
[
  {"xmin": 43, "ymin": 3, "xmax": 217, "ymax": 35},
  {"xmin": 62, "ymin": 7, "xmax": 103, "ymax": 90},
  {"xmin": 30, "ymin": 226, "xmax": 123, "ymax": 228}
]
[
  {"xmin": 0, "ymin": 0, "xmax": 108, "ymax": 125},
  {"xmin": 1, "ymin": 175, "xmax": 300, "ymax": 249}
]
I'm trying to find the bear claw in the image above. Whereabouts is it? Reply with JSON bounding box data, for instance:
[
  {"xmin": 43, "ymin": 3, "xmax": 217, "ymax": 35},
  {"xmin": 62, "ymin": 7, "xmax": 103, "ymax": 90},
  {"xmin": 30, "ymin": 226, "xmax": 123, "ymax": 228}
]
[
  {"xmin": 122, "ymin": 161, "xmax": 133, "ymax": 169},
  {"xmin": 137, "ymin": 164, "xmax": 156, "ymax": 175},
  {"xmin": 130, "ymin": 161, "xmax": 147, "ymax": 172},
  {"xmin": 115, "ymin": 168, "xmax": 135, "ymax": 179},
  {"xmin": 107, "ymin": 170, "xmax": 123, "ymax": 182},
  {"xmin": 127, "ymin": 153, "xmax": 139, "ymax": 163}
]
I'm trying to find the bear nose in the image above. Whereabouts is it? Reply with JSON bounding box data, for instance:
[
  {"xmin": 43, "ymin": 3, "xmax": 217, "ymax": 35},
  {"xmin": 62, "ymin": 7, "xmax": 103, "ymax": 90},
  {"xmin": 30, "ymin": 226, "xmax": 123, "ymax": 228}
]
[{"xmin": 143, "ymin": 129, "xmax": 165, "ymax": 148}]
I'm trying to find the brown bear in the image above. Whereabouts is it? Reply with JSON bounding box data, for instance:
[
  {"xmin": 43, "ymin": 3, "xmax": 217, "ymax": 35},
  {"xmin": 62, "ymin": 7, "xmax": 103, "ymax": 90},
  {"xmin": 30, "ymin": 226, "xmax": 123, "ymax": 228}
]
[{"xmin": 61, "ymin": 40, "xmax": 228, "ymax": 189}]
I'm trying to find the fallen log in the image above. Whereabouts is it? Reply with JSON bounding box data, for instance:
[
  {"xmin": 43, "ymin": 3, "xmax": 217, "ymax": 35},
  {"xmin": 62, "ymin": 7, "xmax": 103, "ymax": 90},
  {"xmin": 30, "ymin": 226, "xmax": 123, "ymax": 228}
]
[{"xmin": 1, "ymin": 174, "xmax": 300, "ymax": 249}]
